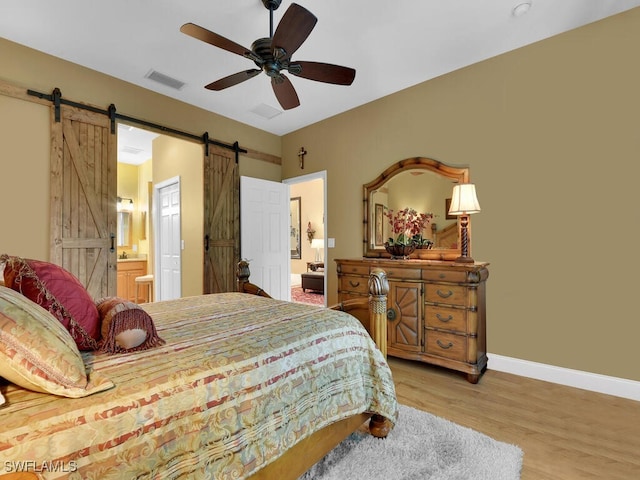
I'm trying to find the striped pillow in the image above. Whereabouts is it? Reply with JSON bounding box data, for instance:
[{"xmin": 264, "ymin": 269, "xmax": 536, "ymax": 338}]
[{"xmin": 0, "ymin": 285, "xmax": 113, "ymax": 397}]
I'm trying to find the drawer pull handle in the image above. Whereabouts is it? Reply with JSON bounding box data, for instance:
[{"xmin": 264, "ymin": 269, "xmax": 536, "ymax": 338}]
[
  {"xmin": 436, "ymin": 313, "xmax": 453, "ymax": 323},
  {"xmin": 349, "ymin": 280, "xmax": 360, "ymax": 288},
  {"xmin": 387, "ymin": 308, "xmax": 397, "ymax": 321},
  {"xmin": 437, "ymin": 289, "xmax": 453, "ymax": 298},
  {"xmin": 436, "ymin": 340, "xmax": 454, "ymax": 349}
]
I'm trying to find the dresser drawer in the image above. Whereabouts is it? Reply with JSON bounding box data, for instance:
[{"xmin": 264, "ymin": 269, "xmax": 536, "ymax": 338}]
[
  {"xmin": 383, "ymin": 267, "xmax": 422, "ymax": 281},
  {"xmin": 339, "ymin": 275, "xmax": 369, "ymax": 295},
  {"xmin": 425, "ymin": 305, "xmax": 467, "ymax": 333},
  {"xmin": 338, "ymin": 263, "xmax": 369, "ymax": 275},
  {"xmin": 425, "ymin": 284, "xmax": 468, "ymax": 306},
  {"xmin": 422, "ymin": 269, "xmax": 469, "ymax": 283},
  {"xmin": 425, "ymin": 331, "xmax": 467, "ymax": 362}
]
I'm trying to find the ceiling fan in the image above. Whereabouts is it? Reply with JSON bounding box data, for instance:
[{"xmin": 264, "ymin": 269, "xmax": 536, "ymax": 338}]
[{"xmin": 180, "ymin": 0, "xmax": 356, "ymax": 110}]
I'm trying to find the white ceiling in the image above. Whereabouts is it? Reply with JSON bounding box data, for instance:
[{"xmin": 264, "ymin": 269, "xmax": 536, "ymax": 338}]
[{"xmin": 2, "ymin": 0, "xmax": 639, "ymax": 160}]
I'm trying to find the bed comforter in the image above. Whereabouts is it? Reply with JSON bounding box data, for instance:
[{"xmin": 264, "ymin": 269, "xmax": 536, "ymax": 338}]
[{"xmin": 0, "ymin": 293, "xmax": 398, "ymax": 479}]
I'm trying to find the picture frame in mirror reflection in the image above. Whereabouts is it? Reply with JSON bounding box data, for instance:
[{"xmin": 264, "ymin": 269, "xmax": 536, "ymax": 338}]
[
  {"xmin": 290, "ymin": 196, "xmax": 301, "ymax": 259},
  {"xmin": 374, "ymin": 203, "xmax": 385, "ymax": 247}
]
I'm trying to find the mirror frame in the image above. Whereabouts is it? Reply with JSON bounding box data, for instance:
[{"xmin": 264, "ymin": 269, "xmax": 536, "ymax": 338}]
[
  {"xmin": 363, "ymin": 157, "xmax": 470, "ymax": 261},
  {"xmin": 290, "ymin": 196, "xmax": 302, "ymax": 259}
]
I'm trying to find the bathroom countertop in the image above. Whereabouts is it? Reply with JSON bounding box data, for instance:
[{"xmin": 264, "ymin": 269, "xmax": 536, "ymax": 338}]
[{"xmin": 116, "ymin": 257, "xmax": 147, "ymax": 263}]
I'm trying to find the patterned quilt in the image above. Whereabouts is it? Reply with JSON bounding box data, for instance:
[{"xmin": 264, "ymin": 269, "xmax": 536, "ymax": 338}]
[{"xmin": 0, "ymin": 293, "xmax": 398, "ymax": 479}]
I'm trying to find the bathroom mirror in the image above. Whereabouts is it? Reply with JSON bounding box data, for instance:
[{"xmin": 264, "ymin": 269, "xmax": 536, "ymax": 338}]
[
  {"xmin": 117, "ymin": 211, "xmax": 132, "ymax": 248},
  {"xmin": 363, "ymin": 157, "xmax": 470, "ymax": 260}
]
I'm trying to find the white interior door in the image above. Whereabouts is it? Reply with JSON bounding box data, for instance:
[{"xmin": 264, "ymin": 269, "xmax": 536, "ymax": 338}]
[
  {"xmin": 240, "ymin": 176, "xmax": 290, "ymax": 300},
  {"xmin": 156, "ymin": 177, "xmax": 182, "ymax": 300}
]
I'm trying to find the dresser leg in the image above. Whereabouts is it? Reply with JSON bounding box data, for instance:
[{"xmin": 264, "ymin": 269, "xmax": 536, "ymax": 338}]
[{"xmin": 466, "ymin": 373, "xmax": 480, "ymax": 384}]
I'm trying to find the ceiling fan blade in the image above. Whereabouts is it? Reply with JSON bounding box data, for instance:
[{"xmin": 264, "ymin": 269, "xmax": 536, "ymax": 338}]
[
  {"xmin": 181, "ymin": 22, "xmax": 252, "ymax": 59},
  {"xmin": 271, "ymin": 3, "xmax": 317, "ymax": 60},
  {"xmin": 288, "ymin": 61, "xmax": 356, "ymax": 85},
  {"xmin": 271, "ymin": 74, "xmax": 300, "ymax": 110},
  {"xmin": 205, "ymin": 69, "xmax": 261, "ymax": 91}
]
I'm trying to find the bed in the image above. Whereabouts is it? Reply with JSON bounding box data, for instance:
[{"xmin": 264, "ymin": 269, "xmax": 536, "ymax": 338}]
[{"xmin": 0, "ymin": 262, "xmax": 397, "ymax": 479}]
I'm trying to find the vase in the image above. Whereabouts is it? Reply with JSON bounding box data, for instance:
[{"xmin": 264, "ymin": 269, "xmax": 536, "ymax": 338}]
[{"xmin": 384, "ymin": 242, "xmax": 416, "ymax": 259}]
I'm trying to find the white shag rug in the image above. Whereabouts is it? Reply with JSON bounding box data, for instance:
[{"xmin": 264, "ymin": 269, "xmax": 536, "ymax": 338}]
[{"xmin": 300, "ymin": 404, "xmax": 523, "ymax": 480}]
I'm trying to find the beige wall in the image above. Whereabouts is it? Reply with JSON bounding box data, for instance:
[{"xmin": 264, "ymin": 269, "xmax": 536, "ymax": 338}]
[
  {"xmin": 116, "ymin": 163, "xmax": 139, "ymax": 252},
  {"xmin": 0, "ymin": 37, "xmax": 281, "ymax": 280},
  {"xmin": 0, "ymin": 95, "xmax": 50, "ymax": 258},
  {"xmin": 2, "ymin": 8, "xmax": 639, "ymax": 383},
  {"xmin": 137, "ymin": 159, "xmax": 153, "ymax": 258},
  {"xmin": 282, "ymin": 8, "xmax": 640, "ymax": 381},
  {"xmin": 152, "ymin": 135, "xmax": 204, "ymax": 297}
]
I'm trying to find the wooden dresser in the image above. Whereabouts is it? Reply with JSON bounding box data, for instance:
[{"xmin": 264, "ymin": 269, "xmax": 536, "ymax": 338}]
[{"xmin": 336, "ymin": 258, "xmax": 489, "ymax": 383}]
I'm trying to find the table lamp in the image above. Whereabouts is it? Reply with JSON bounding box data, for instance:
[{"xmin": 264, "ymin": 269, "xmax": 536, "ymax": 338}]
[
  {"xmin": 311, "ymin": 238, "xmax": 324, "ymax": 262},
  {"xmin": 448, "ymin": 184, "xmax": 481, "ymax": 263}
]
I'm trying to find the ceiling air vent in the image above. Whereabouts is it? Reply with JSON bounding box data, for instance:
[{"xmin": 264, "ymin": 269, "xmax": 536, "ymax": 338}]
[
  {"xmin": 250, "ymin": 103, "xmax": 282, "ymax": 120},
  {"xmin": 145, "ymin": 69, "xmax": 186, "ymax": 90},
  {"xmin": 121, "ymin": 146, "xmax": 145, "ymax": 155}
]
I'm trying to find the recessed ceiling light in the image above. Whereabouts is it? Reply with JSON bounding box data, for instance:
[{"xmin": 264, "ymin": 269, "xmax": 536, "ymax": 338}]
[{"xmin": 512, "ymin": 2, "xmax": 532, "ymax": 17}]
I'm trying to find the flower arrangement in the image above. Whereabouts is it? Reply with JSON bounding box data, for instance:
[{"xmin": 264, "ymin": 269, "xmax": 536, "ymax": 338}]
[
  {"xmin": 306, "ymin": 221, "xmax": 316, "ymax": 244},
  {"xmin": 384, "ymin": 207, "xmax": 433, "ymax": 247}
]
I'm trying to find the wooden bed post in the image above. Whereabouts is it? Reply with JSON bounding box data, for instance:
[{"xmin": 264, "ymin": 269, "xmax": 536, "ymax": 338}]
[
  {"xmin": 368, "ymin": 268, "xmax": 389, "ymax": 358},
  {"xmin": 237, "ymin": 260, "xmax": 271, "ymax": 297},
  {"xmin": 366, "ymin": 268, "xmax": 393, "ymax": 439},
  {"xmin": 237, "ymin": 260, "xmax": 251, "ymax": 290}
]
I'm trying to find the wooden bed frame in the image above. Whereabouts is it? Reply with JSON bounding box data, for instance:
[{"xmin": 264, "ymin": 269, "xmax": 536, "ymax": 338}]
[{"xmin": 237, "ymin": 261, "xmax": 392, "ymax": 480}]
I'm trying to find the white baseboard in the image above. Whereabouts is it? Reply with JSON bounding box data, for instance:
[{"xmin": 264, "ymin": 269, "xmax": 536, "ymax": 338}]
[{"xmin": 488, "ymin": 353, "xmax": 640, "ymax": 402}]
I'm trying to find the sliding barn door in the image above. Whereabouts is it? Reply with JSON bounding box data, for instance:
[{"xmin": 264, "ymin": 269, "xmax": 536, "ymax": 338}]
[
  {"xmin": 203, "ymin": 146, "xmax": 239, "ymax": 293},
  {"xmin": 50, "ymin": 105, "xmax": 117, "ymax": 299}
]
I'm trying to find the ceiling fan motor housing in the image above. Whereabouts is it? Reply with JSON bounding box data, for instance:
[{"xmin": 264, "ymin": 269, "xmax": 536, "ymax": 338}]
[
  {"xmin": 262, "ymin": 0, "xmax": 282, "ymax": 11},
  {"xmin": 251, "ymin": 37, "xmax": 286, "ymax": 77}
]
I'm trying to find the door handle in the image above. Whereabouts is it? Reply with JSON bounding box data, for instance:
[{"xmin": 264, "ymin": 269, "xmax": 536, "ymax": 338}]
[
  {"xmin": 204, "ymin": 234, "xmax": 210, "ymax": 252},
  {"xmin": 110, "ymin": 233, "xmax": 115, "ymax": 253}
]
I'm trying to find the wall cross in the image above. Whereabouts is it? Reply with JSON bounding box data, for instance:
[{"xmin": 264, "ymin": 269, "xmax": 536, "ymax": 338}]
[{"xmin": 297, "ymin": 147, "xmax": 307, "ymax": 169}]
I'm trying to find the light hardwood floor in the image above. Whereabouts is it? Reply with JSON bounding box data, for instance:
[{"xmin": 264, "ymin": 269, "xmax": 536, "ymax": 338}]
[{"xmin": 388, "ymin": 357, "xmax": 640, "ymax": 480}]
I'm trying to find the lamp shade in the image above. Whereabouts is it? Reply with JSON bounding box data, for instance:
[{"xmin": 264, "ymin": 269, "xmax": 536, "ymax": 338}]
[
  {"xmin": 311, "ymin": 238, "xmax": 324, "ymax": 249},
  {"xmin": 448, "ymin": 184, "xmax": 481, "ymax": 215}
]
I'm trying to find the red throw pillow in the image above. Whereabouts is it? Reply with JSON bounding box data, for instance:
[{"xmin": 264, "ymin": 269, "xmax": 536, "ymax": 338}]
[{"xmin": 1, "ymin": 255, "xmax": 100, "ymax": 350}]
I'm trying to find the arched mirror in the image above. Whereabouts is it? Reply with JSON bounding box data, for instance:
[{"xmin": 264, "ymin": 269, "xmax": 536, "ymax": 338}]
[{"xmin": 363, "ymin": 157, "xmax": 469, "ymax": 261}]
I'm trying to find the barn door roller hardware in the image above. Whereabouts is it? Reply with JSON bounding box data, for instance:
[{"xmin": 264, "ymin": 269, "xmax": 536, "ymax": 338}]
[{"xmin": 27, "ymin": 87, "xmax": 247, "ymax": 156}]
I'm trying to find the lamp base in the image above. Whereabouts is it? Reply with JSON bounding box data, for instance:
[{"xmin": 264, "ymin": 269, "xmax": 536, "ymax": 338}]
[{"xmin": 454, "ymin": 255, "xmax": 475, "ymax": 264}]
